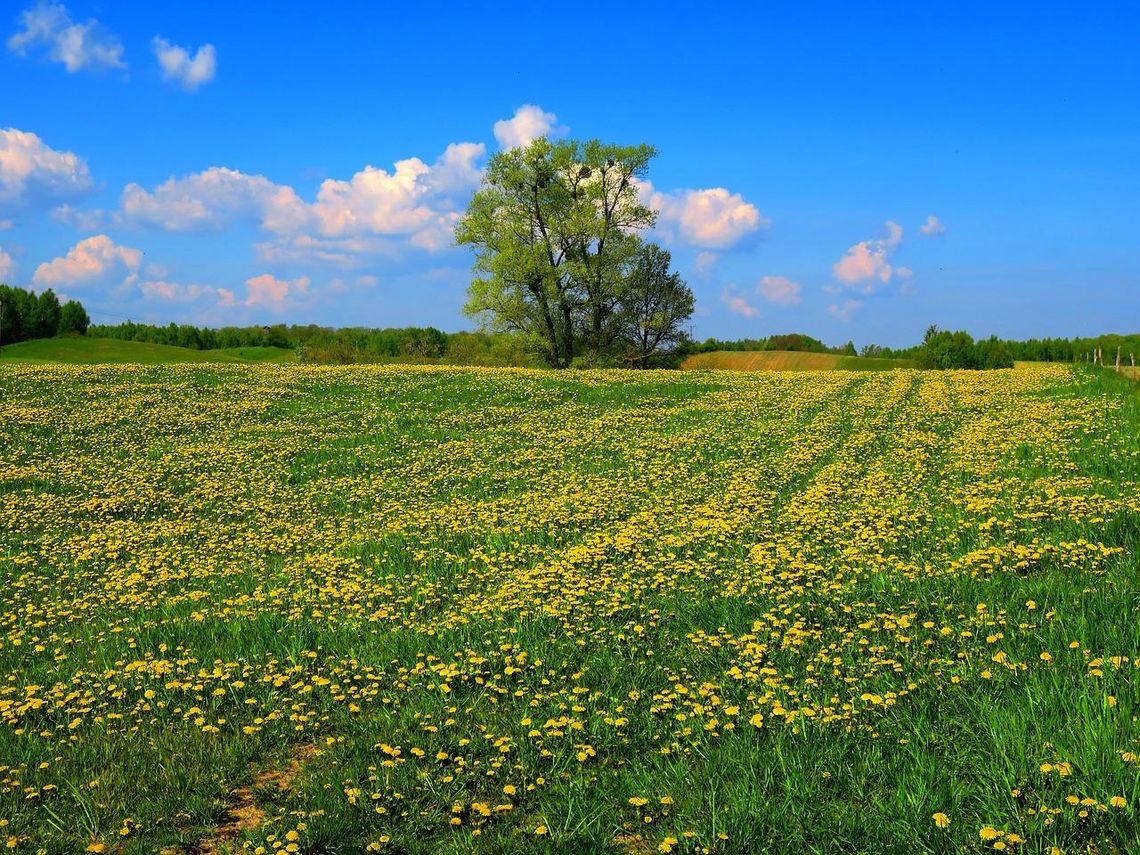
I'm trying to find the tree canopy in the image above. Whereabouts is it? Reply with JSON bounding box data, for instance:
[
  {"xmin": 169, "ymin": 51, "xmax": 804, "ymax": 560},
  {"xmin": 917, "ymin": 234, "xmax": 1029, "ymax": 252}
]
[{"xmin": 456, "ymin": 137, "xmax": 693, "ymax": 368}]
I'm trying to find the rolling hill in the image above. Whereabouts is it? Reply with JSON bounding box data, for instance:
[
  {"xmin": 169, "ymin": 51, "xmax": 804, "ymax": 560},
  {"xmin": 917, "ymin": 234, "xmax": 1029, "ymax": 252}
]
[{"xmin": 0, "ymin": 337, "xmax": 296, "ymax": 365}]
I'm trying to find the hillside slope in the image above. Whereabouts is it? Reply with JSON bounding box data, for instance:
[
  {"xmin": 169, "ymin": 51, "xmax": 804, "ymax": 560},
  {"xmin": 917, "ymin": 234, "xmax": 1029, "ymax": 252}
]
[{"xmin": 0, "ymin": 337, "xmax": 296, "ymax": 365}]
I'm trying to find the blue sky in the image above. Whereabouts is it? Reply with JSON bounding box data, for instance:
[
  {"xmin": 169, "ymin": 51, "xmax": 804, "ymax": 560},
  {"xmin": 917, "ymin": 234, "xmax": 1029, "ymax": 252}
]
[{"xmin": 2, "ymin": 1, "xmax": 1137, "ymax": 347}]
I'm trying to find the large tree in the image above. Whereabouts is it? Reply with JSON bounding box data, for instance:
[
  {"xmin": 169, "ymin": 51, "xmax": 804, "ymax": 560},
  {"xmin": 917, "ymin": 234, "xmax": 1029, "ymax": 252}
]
[
  {"xmin": 618, "ymin": 243, "xmax": 694, "ymax": 368},
  {"xmin": 456, "ymin": 138, "xmax": 656, "ymax": 368}
]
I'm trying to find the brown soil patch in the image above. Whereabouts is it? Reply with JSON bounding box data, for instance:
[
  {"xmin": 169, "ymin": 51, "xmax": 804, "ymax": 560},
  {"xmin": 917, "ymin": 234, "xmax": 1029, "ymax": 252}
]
[{"xmin": 197, "ymin": 744, "xmax": 317, "ymax": 854}]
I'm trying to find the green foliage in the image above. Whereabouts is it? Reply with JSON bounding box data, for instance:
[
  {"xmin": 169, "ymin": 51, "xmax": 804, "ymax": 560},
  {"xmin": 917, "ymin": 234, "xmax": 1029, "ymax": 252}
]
[
  {"xmin": 618, "ymin": 243, "xmax": 695, "ymax": 368},
  {"xmin": 917, "ymin": 327, "xmax": 1014, "ymax": 370},
  {"xmin": 456, "ymin": 137, "xmax": 693, "ymax": 368},
  {"xmin": 57, "ymin": 299, "xmax": 89, "ymax": 336},
  {"xmin": 918, "ymin": 327, "xmax": 979, "ymax": 369},
  {"xmin": 0, "ymin": 284, "xmax": 87, "ymax": 343},
  {"xmin": 694, "ymin": 333, "xmax": 845, "ymax": 355}
]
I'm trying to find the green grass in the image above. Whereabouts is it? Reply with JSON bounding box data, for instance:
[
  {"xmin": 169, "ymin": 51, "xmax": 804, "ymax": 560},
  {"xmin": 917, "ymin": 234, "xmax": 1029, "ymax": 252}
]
[
  {"xmin": 0, "ymin": 336, "xmax": 296, "ymax": 364},
  {"xmin": 0, "ymin": 363, "xmax": 1137, "ymax": 853}
]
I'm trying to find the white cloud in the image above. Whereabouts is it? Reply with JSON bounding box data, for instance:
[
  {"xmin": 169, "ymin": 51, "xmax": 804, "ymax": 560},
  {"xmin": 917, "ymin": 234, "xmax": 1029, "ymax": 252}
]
[
  {"xmin": 0, "ymin": 246, "xmax": 15, "ymax": 282},
  {"xmin": 493, "ymin": 105, "xmax": 566, "ymax": 149},
  {"xmin": 828, "ymin": 299, "xmax": 862, "ymax": 322},
  {"xmin": 314, "ymin": 159, "xmax": 448, "ymax": 238},
  {"xmin": 244, "ymin": 272, "xmax": 309, "ymax": 306},
  {"xmin": 0, "ymin": 128, "xmax": 93, "ymax": 215},
  {"xmin": 7, "ymin": 2, "xmax": 125, "ymax": 72},
  {"xmin": 757, "ymin": 275, "xmax": 801, "ymax": 306},
  {"xmin": 123, "ymin": 143, "xmax": 486, "ymax": 261},
  {"xmin": 919, "ymin": 214, "xmax": 945, "ymax": 236},
  {"xmin": 310, "ymin": 142, "xmax": 485, "ymax": 250},
  {"xmin": 721, "ymin": 285, "xmax": 759, "ymax": 318},
  {"xmin": 32, "ymin": 234, "xmax": 141, "ymax": 288},
  {"xmin": 137, "ymin": 278, "xmax": 229, "ymax": 304},
  {"xmin": 252, "ymin": 234, "xmax": 398, "ymax": 269},
  {"xmin": 121, "ymin": 167, "xmax": 309, "ymax": 233},
  {"xmin": 639, "ymin": 180, "xmax": 768, "ymax": 249},
  {"xmin": 831, "ymin": 220, "xmax": 903, "ymax": 291},
  {"xmin": 152, "ymin": 37, "xmax": 216, "ymax": 90}
]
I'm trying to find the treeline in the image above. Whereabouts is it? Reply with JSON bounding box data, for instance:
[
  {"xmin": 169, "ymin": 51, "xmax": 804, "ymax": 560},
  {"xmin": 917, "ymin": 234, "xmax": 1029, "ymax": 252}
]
[
  {"xmin": 90, "ymin": 321, "xmax": 294, "ymax": 350},
  {"xmin": 48, "ymin": 316, "xmax": 1140, "ymax": 372},
  {"xmin": 861, "ymin": 329, "xmax": 1140, "ymax": 369},
  {"xmin": 293, "ymin": 327, "xmax": 540, "ymax": 367},
  {"xmin": 690, "ymin": 333, "xmax": 856, "ymax": 356},
  {"xmin": 87, "ymin": 321, "xmax": 544, "ymax": 367},
  {"xmin": 0, "ymin": 286, "xmax": 90, "ymax": 345}
]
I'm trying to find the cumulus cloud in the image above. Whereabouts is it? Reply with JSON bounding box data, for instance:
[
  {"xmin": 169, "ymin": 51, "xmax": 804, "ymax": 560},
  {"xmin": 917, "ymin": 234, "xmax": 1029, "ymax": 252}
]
[
  {"xmin": 310, "ymin": 143, "xmax": 485, "ymax": 245},
  {"xmin": 828, "ymin": 299, "xmax": 862, "ymax": 322},
  {"xmin": 121, "ymin": 166, "xmax": 309, "ymax": 233},
  {"xmin": 721, "ymin": 285, "xmax": 759, "ymax": 318},
  {"xmin": 493, "ymin": 105, "xmax": 566, "ymax": 149},
  {"xmin": 0, "ymin": 246, "xmax": 15, "ymax": 282},
  {"xmin": 0, "ymin": 128, "xmax": 93, "ymax": 215},
  {"xmin": 919, "ymin": 214, "xmax": 945, "ymax": 236},
  {"xmin": 33, "ymin": 234, "xmax": 141, "ymax": 288},
  {"xmin": 757, "ymin": 275, "xmax": 801, "ymax": 306},
  {"xmin": 639, "ymin": 180, "xmax": 768, "ymax": 249},
  {"xmin": 831, "ymin": 220, "xmax": 903, "ymax": 291},
  {"xmin": 244, "ymin": 272, "xmax": 309, "ymax": 306},
  {"xmin": 152, "ymin": 37, "xmax": 216, "ymax": 90},
  {"xmin": 122, "ymin": 142, "xmax": 486, "ymax": 261},
  {"xmin": 7, "ymin": 1, "xmax": 125, "ymax": 72}
]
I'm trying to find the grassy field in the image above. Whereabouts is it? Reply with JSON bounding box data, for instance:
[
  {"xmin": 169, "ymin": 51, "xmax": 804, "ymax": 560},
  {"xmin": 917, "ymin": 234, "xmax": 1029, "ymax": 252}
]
[
  {"xmin": 0, "ymin": 363, "xmax": 1138, "ymax": 853},
  {"xmin": 680, "ymin": 351, "xmax": 914, "ymax": 372},
  {"xmin": 0, "ymin": 337, "xmax": 296, "ymax": 364}
]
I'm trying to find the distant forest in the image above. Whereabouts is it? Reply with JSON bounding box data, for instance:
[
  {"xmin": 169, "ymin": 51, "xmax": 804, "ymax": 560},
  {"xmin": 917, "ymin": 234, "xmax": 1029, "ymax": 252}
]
[{"xmin": 78, "ymin": 320, "xmax": 1140, "ymax": 370}]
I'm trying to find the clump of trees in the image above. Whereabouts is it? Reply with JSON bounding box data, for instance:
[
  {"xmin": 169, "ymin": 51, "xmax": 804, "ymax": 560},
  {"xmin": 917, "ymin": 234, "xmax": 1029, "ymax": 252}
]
[
  {"xmin": 456, "ymin": 138, "xmax": 694, "ymax": 368},
  {"xmin": 0, "ymin": 285, "xmax": 89, "ymax": 345},
  {"xmin": 915, "ymin": 326, "xmax": 1013, "ymax": 370},
  {"xmin": 88, "ymin": 320, "xmax": 543, "ymax": 367}
]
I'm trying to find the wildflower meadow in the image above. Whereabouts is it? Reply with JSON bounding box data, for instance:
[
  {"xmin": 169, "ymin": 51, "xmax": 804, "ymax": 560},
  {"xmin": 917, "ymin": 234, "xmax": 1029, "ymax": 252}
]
[{"xmin": 0, "ymin": 364, "xmax": 1137, "ymax": 853}]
